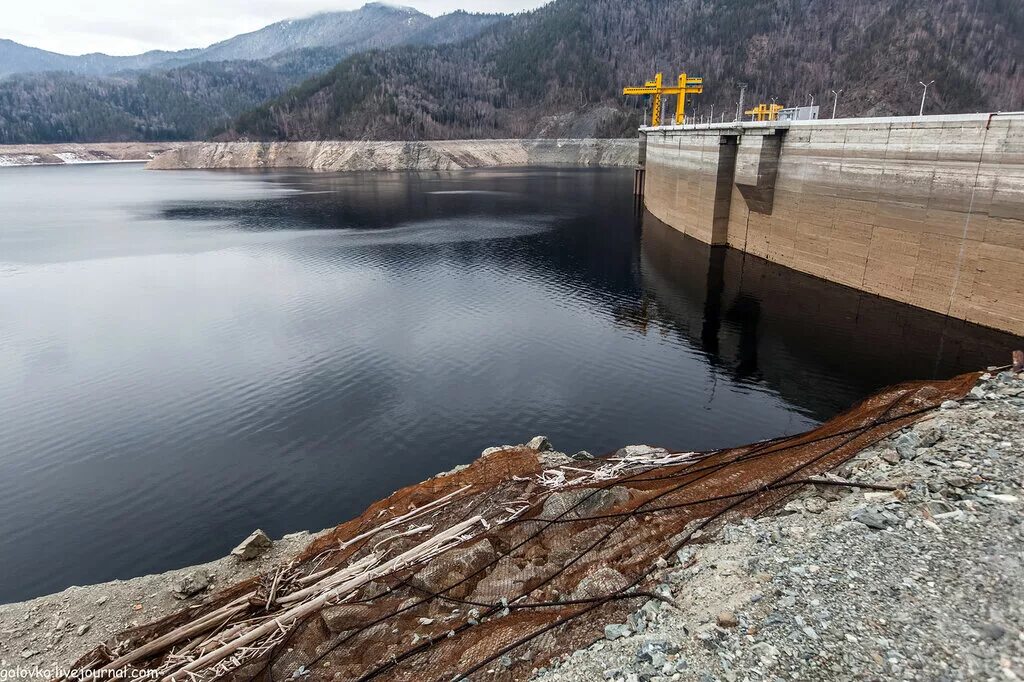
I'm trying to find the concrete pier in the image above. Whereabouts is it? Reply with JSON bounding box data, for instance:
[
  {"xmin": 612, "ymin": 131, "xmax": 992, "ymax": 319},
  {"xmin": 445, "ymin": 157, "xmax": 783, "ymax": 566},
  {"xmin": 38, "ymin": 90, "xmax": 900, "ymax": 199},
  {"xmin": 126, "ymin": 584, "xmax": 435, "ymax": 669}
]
[{"xmin": 641, "ymin": 113, "xmax": 1024, "ymax": 335}]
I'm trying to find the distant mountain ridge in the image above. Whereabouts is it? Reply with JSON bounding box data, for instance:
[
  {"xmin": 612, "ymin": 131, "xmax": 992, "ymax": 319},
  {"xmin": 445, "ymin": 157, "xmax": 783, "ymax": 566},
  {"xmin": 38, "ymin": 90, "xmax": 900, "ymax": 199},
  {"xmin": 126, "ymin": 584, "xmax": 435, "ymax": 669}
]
[
  {"xmin": 4, "ymin": 0, "xmax": 1021, "ymax": 145},
  {"xmin": 0, "ymin": 3, "xmax": 498, "ymax": 79},
  {"xmin": 0, "ymin": 4, "xmax": 505, "ymax": 143},
  {"xmin": 0, "ymin": 39, "xmax": 189, "ymax": 78}
]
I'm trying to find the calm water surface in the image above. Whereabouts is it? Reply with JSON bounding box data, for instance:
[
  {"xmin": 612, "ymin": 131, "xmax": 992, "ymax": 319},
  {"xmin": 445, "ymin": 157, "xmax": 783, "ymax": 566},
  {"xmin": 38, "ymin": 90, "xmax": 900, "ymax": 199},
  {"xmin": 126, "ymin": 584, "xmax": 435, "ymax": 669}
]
[{"xmin": 0, "ymin": 163, "xmax": 1018, "ymax": 602}]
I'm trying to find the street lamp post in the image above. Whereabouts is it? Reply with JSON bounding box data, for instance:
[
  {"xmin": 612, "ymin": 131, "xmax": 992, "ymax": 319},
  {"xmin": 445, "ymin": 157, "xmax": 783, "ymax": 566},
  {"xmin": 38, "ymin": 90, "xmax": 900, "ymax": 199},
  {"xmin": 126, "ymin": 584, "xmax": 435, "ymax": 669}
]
[
  {"xmin": 831, "ymin": 89, "xmax": 842, "ymax": 118},
  {"xmin": 918, "ymin": 80, "xmax": 935, "ymax": 116}
]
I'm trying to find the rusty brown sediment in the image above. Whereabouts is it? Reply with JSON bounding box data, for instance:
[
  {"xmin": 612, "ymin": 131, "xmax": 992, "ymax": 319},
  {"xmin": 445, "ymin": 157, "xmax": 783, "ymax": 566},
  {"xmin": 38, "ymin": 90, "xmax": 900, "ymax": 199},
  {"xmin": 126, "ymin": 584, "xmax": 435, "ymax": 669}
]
[{"xmin": 68, "ymin": 372, "xmax": 979, "ymax": 681}]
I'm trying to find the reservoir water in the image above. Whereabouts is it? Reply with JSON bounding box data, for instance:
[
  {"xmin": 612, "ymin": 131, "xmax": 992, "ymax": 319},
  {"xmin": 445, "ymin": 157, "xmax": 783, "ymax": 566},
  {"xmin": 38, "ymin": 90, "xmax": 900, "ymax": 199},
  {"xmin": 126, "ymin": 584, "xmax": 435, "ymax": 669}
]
[{"xmin": 0, "ymin": 163, "xmax": 1018, "ymax": 603}]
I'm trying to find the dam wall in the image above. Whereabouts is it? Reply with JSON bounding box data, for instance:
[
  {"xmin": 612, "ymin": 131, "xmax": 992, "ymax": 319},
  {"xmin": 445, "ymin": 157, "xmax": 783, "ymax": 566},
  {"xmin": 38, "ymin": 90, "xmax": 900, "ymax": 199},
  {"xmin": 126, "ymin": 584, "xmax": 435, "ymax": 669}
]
[
  {"xmin": 146, "ymin": 138, "xmax": 638, "ymax": 172},
  {"xmin": 642, "ymin": 113, "xmax": 1024, "ymax": 335}
]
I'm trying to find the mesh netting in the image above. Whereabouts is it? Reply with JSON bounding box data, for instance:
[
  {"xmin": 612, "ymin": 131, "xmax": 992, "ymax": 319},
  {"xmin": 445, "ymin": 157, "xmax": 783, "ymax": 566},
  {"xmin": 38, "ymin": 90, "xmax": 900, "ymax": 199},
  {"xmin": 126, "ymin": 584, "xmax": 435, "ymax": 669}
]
[{"xmin": 68, "ymin": 373, "xmax": 978, "ymax": 681}]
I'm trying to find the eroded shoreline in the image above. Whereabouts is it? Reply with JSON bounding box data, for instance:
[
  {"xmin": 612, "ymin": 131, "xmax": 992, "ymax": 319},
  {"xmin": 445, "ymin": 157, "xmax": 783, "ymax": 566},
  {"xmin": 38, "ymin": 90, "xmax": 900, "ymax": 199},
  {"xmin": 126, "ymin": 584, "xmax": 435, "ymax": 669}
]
[
  {"xmin": 3, "ymin": 369, "xmax": 1020, "ymax": 679},
  {"xmin": 0, "ymin": 142, "xmax": 196, "ymax": 168},
  {"xmin": 145, "ymin": 138, "xmax": 639, "ymax": 172}
]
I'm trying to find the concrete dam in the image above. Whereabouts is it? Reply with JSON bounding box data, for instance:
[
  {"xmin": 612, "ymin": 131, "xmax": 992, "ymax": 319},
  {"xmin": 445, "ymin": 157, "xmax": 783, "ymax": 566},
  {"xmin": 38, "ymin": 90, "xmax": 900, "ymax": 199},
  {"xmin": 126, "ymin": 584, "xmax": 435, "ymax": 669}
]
[{"xmin": 640, "ymin": 113, "xmax": 1024, "ymax": 336}]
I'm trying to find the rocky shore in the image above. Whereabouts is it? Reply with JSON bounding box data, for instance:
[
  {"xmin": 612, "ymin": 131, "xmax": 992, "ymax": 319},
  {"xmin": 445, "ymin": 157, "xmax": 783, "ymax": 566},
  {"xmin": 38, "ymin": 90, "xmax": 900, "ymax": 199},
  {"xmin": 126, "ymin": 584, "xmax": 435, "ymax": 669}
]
[
  {"xmin": 0, "ymin": 142, "xmax": 195, "ymax": 167},
  {"xmin": 534, "ymin": 370, "xmax": 1024, "ymax": 682},
  {"xmin": 0, "ymin": 531, "xmax": 325, "ymax": 670},
  {"xmin": 0, "ymin": 370, "xmax": 1019, "ymax": 679},
  {"xmin": 145, "ymin": 138, "xmax": 639, "ymax": 172}
]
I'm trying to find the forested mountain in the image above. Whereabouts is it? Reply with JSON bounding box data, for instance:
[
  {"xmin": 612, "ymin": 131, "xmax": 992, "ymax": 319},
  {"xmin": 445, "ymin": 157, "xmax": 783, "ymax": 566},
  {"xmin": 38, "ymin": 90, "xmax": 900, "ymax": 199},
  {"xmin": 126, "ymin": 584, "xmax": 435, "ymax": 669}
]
[
  {"xmin": 0, "ymin": 5, "xmax": 504, "ymax": 143},
  {"xmin": 0, "ymin": 4, "xmax": 502, "ymax": 79},
  {"xmin": 0, "ymin": 63, "xmax": 292, "ymax": 142},
  {"xmin": 230, "ymin": 0, "xmax": 1024, "ymax": 141},
  {"xmin": 3, "ymin": 0, "xmax": 1021, "ymax": 144}
]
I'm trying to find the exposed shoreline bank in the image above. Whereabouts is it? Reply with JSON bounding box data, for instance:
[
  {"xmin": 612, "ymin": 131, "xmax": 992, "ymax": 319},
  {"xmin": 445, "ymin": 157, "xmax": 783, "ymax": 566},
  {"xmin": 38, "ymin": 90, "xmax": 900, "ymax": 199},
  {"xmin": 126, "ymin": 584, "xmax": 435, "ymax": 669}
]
[
  {"xmin": 145, "ymin": 138, "xmax": 639, "ymax": 172},
  {"xmin": 0, "ymin": 142, "xmax": 196, "ymax": 168},
  {"xmin": 2, "ymin": 368, "xmax": 1020, "ymax": 679}
]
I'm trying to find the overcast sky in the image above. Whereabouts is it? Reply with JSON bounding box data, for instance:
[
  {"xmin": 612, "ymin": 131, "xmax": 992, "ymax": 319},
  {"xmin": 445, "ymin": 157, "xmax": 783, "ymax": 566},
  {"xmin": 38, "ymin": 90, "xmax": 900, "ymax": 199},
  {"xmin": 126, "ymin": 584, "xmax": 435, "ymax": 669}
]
[{"xmin": 5, "ymin": 1, "xmax": 551, "ymax": 56}]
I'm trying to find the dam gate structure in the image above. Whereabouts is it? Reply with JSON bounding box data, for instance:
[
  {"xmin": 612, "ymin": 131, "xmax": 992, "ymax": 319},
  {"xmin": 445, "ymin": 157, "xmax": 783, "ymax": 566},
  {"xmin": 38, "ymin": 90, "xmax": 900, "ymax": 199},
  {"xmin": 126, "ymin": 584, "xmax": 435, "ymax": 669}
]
[{"xmin": 639, "ymin": 113, "xmax": 1024, "ymax": 336}]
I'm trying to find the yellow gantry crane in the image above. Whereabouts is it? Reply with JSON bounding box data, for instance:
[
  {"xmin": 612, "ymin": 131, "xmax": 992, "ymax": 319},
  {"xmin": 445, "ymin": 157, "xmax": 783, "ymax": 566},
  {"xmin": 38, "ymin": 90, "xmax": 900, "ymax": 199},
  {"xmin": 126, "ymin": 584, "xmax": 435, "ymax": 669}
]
[
  {"xmin": 623, "ymin": 72, "xmax": 704, "ymax": 126},
  {"xmin": 744, "ymin": 103, "xmax": 784, "ymax": 121}
]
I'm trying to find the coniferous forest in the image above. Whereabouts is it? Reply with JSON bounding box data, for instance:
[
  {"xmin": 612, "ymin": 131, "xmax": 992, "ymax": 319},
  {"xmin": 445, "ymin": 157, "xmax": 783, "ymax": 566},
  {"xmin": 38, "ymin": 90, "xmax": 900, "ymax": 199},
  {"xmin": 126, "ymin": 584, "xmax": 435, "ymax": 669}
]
[{"xmin": 2, "ymin": 0, "xmax": 1021, "ymax": 143}]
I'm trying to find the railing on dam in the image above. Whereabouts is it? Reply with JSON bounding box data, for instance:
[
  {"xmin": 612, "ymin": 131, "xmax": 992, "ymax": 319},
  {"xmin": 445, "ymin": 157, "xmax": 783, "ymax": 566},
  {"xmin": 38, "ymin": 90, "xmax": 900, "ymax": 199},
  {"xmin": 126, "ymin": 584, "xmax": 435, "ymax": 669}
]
[{"xmin": 639, "ymin": 112, "xmax": 1024, "ymax": 336}]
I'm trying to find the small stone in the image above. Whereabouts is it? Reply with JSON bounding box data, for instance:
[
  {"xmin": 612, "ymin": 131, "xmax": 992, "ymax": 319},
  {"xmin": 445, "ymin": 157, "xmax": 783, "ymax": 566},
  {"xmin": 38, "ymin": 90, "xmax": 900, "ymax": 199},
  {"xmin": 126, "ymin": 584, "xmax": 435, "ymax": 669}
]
[
  {"xmin": 895, "ymin": 432, "xmax": 921, "ymax": 459},
  {"xmin": 945, "ymin": 476, "xmax": 970, "ymax": 490},
  {"xmin": 940, "ymin": 400, "xmax": 960, "ymax": 410},
  {"xmin": 880, "ymin": 449, "xmax": 901, "ymax": 465},
  {"xmin": 803, "ymin": 497, "xmax": 828, "ymax": 514},
  {"xmin": 570, "ymin": 450, "xmax": 595, "ymax": 460},
  {"xmin": 864, "ymin": 490, "xmax": 904, "ymax": 504},
  {"xmin": 918, "ymin": 427, "xmax": 943, "ymax": 448},
  {"xmin": 171, "ymin": 571, "xmax": 211, "ymax": 599},
  {"xmin": 231, "ymin": 529, "xmax": 272, "ymax": 561},
  {"xmin": 780, "ymin": 500, "xmax": 804, "ymax": 515},
  {"xmin": 76, "ymin": 624, "xmax": 91, "ymax": 636},
  {"xmin": 95, "ymin": 596, "xmax": 108, "ymax": 606},
  {"xmin": 675, "ymin": 546, "xmax": 697, "ymax": 566},
  {"xmin": 981, "ymin": 623, "xmax": 1007, "ymax": 641},
  {"xmin": 526, "ymin": 436, "xmax": 552, "ymax": 452},
  {"xmin": 614, "ymin": 445, "xmax": 669, "ymax": 459},
  {"xmin": 922, "ymin": 500, "xmax": 955, "ymax": 516},
  {"xmin": 21, "ymin": 649, "xmax": 39, "ymax": 659},
  {"xmin": 604, "ymin": 623, "xmax": 631, "ymax": 640},
  {"xmin": 850, "ymin": 506, "xmax": 889, "ymax": 530},
  {"xmin": 716, "ymin": 611, "xmax": 739, "ymax": 628}
]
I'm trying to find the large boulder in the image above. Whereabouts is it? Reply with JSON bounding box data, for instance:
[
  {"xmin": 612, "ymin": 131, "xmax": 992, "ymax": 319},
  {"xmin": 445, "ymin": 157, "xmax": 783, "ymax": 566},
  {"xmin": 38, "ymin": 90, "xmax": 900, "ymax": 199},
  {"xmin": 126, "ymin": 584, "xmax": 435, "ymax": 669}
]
[
  {"xmin": 526, "ymin": 436, "xmax": 553, "ymax": 452},
  {"xmin": 472, "ymin": 560, "xmax": 550, "ymax": 602},
  {"xmin": 542, "ymin": 486, "xmax": 631, "ymax": 521},
  {"xmin": 408, "ymin": 538, "xmax": 497, "ymax": 598},
  {"xmin": 170, "ymin": 571, "xmax": 211, "ymax": 599},
  {"xmin": 231, "ymin": 529, "xmax": 272, "ymax": 561},
  {"xmin": 571, "ymin": 566, "xmax": 630, "ymax": 600}
]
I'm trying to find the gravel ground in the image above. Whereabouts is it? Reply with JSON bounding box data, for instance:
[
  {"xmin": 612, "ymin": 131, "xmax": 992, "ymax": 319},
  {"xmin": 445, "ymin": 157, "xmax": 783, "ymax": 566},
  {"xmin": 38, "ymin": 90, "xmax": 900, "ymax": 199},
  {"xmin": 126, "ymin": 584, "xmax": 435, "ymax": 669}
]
[{"xmin": 534, "ymin": 371, "xmax": 1024, "ymax": 682}]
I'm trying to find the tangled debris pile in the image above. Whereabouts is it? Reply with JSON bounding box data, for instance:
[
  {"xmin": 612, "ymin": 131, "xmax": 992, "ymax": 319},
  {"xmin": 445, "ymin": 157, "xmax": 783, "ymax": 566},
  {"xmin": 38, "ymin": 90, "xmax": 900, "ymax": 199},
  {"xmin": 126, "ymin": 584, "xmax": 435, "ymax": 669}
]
[
  {"xmin": 534, "ymin": 369, "xmax": 1024, "ymax": 682},
  {"xmin": 58, "ymin": 371, "xmax": 981, "ymax": 681}
]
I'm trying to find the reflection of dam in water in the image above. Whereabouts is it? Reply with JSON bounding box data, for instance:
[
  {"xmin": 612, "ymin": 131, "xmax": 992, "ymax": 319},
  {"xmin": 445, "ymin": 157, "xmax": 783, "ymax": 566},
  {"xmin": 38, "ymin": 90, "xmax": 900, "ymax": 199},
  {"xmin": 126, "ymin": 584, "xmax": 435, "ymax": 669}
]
[{"xmin": 629, "ymin": 214, "xmax": 1022, "ymax": 421}]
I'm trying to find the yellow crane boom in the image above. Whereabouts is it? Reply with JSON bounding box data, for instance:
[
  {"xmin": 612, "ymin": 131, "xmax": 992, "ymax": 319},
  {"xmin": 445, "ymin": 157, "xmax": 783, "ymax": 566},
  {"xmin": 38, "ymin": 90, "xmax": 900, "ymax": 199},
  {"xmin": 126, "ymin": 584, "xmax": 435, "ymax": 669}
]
[{"xmin": 623, "ymin": 72, "xmax": 704, "ymax": 127}]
